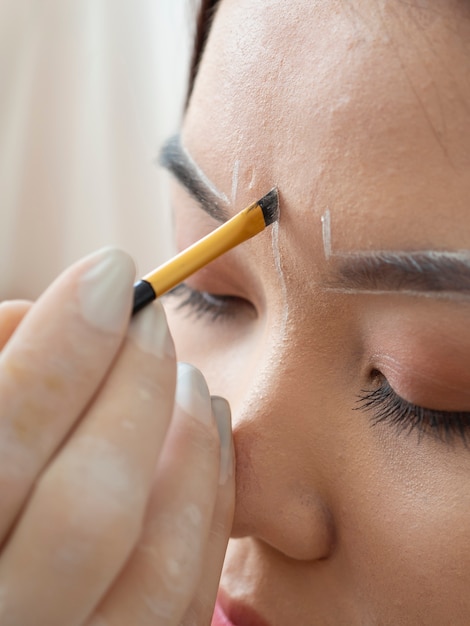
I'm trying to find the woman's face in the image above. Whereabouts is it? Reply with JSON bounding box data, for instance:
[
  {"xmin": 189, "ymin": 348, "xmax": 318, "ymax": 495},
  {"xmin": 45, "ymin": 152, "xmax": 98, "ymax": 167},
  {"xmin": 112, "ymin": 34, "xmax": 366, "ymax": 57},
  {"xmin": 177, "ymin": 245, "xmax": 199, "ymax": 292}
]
[{"xmin": 165, "ymin": 0, "xmax": 470, "ymax": 623}]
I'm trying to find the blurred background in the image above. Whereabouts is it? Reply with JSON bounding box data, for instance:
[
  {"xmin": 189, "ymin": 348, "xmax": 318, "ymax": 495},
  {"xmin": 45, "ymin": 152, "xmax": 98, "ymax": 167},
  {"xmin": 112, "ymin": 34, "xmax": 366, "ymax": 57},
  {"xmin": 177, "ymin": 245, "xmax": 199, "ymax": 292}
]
[{"xmin": 0, "ymin": 0, "xmax": 192, "ymax": 299}]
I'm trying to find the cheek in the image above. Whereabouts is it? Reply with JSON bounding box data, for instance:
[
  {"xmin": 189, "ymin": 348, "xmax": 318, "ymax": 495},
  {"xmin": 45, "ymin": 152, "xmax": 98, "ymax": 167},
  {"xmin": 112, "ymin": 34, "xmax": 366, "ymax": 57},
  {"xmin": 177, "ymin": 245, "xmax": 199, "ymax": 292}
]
[
  {"xmin": 340, "ymin": 439, "xmax": 470, "ymax": 615},
  {"xmin": 164, "ymin": 303, "xmax": 259, "ymax": 400}
]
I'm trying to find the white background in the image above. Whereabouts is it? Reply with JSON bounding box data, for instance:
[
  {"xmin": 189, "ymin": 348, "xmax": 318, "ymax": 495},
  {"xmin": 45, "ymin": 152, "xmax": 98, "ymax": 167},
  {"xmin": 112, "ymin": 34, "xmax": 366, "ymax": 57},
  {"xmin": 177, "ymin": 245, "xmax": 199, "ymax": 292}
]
[{"xmin": 0, "ymin": 0, "xmax": 192, "ymax": 299}]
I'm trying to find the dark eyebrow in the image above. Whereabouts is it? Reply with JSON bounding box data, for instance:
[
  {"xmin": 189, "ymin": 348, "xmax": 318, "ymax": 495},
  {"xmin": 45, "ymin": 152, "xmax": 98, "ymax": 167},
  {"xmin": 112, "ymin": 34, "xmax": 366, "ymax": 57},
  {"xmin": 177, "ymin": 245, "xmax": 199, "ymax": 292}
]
[
  {"xmin": 331, "ymin": 251, "xmax": 470, "ymax": 296},
  {"xmin": 158, "ymin": 134, "xmax": 230, "ymax": 223}
]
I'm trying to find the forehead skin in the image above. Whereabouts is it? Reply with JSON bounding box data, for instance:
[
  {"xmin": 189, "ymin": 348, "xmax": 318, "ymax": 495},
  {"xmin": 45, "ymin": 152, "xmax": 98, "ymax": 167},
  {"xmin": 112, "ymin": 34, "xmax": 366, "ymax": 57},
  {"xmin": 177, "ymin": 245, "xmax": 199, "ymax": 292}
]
[
  {"xmin": 184, "ymin": 0, "xmax": 470, "ymax": 253},
  {"xmin": 177, "ymin": 1, "xmax": 470, "ymax": 624}
]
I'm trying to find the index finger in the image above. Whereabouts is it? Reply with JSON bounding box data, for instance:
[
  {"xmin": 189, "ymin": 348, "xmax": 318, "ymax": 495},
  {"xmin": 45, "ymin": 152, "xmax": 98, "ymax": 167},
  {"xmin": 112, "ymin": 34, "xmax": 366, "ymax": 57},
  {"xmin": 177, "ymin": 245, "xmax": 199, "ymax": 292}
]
[{"xmin": 0, "ymin": 248, "xmax": 135, "ymax": 541}]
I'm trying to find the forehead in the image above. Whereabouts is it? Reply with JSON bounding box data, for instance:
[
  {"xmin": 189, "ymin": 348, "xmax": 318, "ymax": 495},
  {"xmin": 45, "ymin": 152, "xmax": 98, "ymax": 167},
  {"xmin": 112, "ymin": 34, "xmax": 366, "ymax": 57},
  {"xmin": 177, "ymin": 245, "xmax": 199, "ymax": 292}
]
[{"xmin": 183, "ymin": 0, "xmax": 470, "ymax": 250}]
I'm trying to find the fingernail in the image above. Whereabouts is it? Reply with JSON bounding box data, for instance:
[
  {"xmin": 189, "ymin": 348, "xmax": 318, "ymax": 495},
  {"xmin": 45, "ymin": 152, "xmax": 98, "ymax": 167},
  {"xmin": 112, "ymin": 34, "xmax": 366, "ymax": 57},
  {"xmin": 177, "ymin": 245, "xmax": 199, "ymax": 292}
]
[
  {"xmin": 78, "ymin": 248, "xmax": 135, "ymax": 333},
  {"xmin": 176, "ymin": 363, "xmax": 212, "ymax": 424},
  {"xmin": 128, "ymin": 302, "xmax": 175, "ymax": 358},
  {"xmin": 211, "ymin": 396, "xmax": 233, "ymax": 485}
]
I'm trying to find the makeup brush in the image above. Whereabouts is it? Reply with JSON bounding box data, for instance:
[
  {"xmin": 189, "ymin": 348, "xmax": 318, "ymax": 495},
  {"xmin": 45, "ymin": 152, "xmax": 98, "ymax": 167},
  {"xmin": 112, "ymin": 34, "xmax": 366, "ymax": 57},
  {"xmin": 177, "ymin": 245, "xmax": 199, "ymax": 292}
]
[{"xmin": 132, "ymin": 188, "xmax": 279, "ymax": 315}]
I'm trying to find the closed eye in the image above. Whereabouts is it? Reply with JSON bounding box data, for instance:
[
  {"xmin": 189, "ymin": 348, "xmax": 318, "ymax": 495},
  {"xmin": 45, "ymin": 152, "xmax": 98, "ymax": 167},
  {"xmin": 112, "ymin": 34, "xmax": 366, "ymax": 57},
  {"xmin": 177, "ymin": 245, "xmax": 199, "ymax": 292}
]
[
  {"xmin": 165, "ymin": 283, "xmax": 256, "ymax": 322},
  {"xmin": 357, "ymin": 372, "xmax": 470, "ymax": 446}
]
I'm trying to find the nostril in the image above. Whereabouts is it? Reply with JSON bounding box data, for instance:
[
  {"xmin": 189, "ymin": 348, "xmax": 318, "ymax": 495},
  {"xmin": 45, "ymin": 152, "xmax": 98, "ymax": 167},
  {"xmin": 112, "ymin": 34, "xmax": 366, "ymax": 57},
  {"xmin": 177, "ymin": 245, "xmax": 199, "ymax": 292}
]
[{"xmin": 230, "ymin": 433, "xmax": 335, "ymax": 561}]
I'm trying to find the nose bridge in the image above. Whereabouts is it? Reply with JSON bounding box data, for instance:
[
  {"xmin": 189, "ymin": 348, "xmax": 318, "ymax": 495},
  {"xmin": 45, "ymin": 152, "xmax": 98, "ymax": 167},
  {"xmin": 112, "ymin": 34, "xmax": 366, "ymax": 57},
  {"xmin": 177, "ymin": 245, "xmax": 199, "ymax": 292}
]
[{"xmin": 230, "ymin": 316, "xmax": 336, "ymax": 561}]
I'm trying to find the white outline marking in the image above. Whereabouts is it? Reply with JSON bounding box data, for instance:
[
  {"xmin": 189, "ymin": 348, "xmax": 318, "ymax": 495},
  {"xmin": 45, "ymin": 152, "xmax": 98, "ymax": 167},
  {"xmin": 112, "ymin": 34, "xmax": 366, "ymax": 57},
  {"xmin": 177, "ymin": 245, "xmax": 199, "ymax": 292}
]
[
  {"xmin": 321, "ymin": 209, "xmax": 332, "ymax": 259},
  {"xmin": 181, "ymin": 143, "xmax": 229, "ymax": 204},
  {"xmin": 231, "ymin": 159, "xmax": 240, "ymax": 205},
  {"xmin": 271, "ymin": 221, "xmax": 290, "ymax": 333}
]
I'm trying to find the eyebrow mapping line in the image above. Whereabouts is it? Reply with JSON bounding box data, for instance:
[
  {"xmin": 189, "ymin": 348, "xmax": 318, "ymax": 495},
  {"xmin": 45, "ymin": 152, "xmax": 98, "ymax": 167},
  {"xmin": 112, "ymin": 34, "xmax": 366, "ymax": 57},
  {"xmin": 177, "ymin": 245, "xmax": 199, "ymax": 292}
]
[
  {"xmin": 321, "ymin": 209, "xmax": 332, "ymax": 259},
  {"xmin": 271, "ymin": 221, "xmax": 290, "ymax": 334},
  {"xmin": 181, "ymin": 142, "xmax": 230, "ymax": 205},
  {"xmin": 329, "ymin": 250, "xmax": 470, "ymax": 300},
  {"xmin": 320, "ymin": 210, "xmax": 470, "ymax": 300},
  {"xmin": 159, "ymin": 134, "xmax": 230, "ymax": 223},
  {"xmin": 323, "ymin": 286, "xmax": 470, "ymax": 302},
  {"xmin": 231, "ymin": 159, "xmax": 240, "ymax": 205}
]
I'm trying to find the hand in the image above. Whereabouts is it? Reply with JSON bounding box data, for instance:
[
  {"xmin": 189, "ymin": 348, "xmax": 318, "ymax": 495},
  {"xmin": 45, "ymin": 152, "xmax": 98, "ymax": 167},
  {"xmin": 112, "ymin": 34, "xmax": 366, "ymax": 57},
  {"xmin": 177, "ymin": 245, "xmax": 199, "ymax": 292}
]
[{"xmin": 0, "ymin": 248, "xmax": 234, "ymax": 626}]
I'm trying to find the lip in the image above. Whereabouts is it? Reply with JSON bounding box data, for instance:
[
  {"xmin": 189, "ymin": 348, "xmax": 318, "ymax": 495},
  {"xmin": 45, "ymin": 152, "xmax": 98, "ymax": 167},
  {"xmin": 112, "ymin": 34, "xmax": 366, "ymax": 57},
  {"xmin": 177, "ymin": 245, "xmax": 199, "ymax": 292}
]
[{"xmin": 212, "ymin": 592, "xmax": 272, "ymax": 626}]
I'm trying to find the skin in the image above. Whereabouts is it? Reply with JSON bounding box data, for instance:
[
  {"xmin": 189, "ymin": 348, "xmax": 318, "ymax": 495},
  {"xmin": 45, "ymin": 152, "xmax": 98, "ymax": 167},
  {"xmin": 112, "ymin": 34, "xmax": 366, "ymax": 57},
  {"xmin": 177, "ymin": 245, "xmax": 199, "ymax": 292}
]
[
  {"xmin": 164, "ymin": 0, "xmax": 470, "ymax": 624},
  {"xmin": 2, "ymin": 1, "xmax": 470, "ymax": 624},
  {"xmin": 0, "ymin": 252, "xmax": 234, "ymax": 626}
]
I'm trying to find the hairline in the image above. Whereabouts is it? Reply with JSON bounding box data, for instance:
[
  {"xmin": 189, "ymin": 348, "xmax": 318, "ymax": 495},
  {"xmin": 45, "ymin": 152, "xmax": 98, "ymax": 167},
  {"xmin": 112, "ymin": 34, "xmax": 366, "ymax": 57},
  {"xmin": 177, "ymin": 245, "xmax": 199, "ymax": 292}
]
[{"xmin": 187, "ymin": 0, "xmax": 222, "ymax": 106}]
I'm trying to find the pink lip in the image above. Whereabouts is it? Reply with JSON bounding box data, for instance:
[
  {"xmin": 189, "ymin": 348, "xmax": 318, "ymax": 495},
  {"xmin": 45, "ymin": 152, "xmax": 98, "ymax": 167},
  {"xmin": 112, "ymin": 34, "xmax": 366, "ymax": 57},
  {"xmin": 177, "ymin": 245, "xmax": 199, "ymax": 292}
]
[{"xmin": 212, "ymin": 593, "xmax": 271, "ymax": 626}]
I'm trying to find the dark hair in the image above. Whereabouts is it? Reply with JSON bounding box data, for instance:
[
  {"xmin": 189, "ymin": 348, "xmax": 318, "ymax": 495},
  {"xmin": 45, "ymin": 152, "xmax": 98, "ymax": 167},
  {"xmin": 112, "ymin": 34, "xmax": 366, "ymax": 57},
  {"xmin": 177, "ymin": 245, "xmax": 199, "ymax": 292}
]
[{"xmin": 187, "ymin": 0, "xmax": 221, "ymax": 104}]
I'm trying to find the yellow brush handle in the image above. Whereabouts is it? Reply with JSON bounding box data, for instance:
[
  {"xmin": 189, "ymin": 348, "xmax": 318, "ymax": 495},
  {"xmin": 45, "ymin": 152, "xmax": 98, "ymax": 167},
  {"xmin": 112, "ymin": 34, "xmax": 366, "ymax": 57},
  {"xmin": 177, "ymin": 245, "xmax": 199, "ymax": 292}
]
[{"xmin": 143, "ymin": 200, "xmax": 265, "ymax": 296}]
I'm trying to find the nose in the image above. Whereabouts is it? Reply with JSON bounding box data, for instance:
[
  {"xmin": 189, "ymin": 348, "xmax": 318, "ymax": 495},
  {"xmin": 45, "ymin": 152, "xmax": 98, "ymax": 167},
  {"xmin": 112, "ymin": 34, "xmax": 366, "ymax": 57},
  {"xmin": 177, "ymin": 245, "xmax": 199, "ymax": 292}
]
[{"xmin": 229, "ymin": 342, "xmax": 336, "ymax": 562}]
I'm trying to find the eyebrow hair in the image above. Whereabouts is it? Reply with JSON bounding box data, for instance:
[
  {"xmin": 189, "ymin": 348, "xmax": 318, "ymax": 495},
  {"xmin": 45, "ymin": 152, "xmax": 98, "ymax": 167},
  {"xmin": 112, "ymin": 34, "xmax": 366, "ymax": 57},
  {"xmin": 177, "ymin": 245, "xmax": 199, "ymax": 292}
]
[
  {"xmin": 159, "ymin": 134, "xmax": 230, "ymax": 223},
  {"xmin": 331, "ymin": 251, "xmax": 470, "ymax": 297}
]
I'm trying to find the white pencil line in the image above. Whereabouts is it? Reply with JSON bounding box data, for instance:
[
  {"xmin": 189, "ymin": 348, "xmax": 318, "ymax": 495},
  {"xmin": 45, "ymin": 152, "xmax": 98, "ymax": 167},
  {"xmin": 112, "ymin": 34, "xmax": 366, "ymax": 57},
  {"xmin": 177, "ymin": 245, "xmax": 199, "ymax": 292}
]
[
  {"xmin": 231, "ymin": 159, "xmax": 240, "ymax": 205},
  {"xmin": 323, "ymin": 286, "xmax": 470, "ymax": 302},
  {"xmin": 321, "ymin": 209, "xmax": 332, "ymax": 259},
  {"xmin": 181, "ymin": 143, "xmax": 229, "ymax": 204},
  {"xmin": 271, "ymin": 222, "xmax": 290, "ymax": 333}
]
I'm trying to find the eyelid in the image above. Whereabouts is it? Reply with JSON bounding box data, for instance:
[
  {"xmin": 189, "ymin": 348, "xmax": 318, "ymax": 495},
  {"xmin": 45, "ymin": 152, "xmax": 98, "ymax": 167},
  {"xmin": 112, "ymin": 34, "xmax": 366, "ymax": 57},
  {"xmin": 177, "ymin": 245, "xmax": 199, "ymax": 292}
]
[
  {"xmin": 371, "ymin": 353, "xmax": 470, "ymax": 412},
  {"xmin": 165, "ymin": 283, "xmax": 256, "ymax": 322},
  {"xmin": 357, "ymin": 373, "xmax": 470, "ymax": 445}
]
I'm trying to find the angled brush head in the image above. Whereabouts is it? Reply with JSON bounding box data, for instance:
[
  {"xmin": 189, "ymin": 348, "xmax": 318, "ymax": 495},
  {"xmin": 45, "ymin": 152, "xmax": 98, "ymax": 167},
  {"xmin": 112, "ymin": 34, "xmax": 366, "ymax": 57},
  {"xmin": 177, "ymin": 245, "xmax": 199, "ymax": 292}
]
[
  {"xmin": 258, "ymin": 187, "xmax": 279, "ymax": 227},
  {"xmin": 133, "ymin": 186, "xmax": 280, "ymax": 316}
]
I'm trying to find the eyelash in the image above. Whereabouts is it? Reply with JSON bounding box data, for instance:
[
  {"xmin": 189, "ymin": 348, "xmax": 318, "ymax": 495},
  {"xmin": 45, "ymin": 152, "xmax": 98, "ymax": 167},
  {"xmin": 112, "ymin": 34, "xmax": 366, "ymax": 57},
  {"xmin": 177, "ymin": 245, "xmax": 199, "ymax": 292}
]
[
  {"xmin": 167, "ymin": 283, "xmax": 251, "ymax": 321},
  {"xmin": 358, "ymin": 372, "xmax": 470, "ymax": 445},
  {"xmin": 168, "ymin": 286, "xmax": 470, "ymax": 445}
]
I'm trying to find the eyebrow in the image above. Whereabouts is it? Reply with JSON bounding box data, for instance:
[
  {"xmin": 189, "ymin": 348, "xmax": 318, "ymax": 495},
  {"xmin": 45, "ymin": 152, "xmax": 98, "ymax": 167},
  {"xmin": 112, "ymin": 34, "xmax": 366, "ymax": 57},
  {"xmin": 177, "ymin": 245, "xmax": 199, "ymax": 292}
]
[
  {"xmin": 330, "ymin": 251, "xmax": 470, "ymax": 297},
  {"xmin": 159, "ymin": 134, "xmax": 230, "ymax": 223},
  {"xmin": 157, "ymin": 143, "xmax": 470, "ymax": 299}
]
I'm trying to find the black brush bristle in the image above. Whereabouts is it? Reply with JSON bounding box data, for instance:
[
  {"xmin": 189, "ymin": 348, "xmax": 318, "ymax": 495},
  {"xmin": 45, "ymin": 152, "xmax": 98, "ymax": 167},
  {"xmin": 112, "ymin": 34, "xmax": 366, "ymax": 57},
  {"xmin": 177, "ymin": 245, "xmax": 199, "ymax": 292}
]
[{"xmin": 258, "ymin": 187, "xmax": 279, "ymax": 227}]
